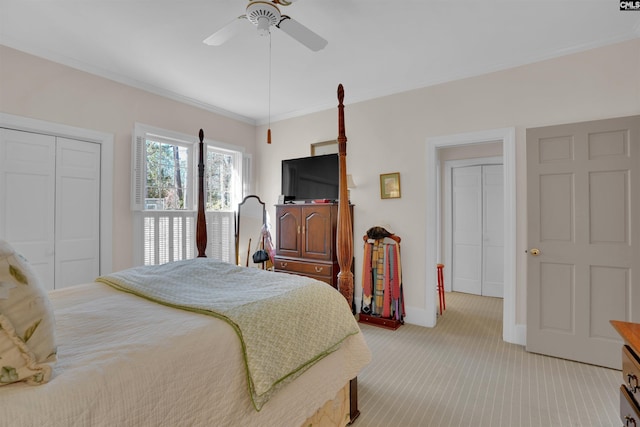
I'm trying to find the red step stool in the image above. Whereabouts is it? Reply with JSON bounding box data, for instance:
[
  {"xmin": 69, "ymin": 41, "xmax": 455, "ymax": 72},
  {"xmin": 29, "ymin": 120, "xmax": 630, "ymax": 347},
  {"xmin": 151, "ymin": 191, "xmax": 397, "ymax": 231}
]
[{"xmin": 437, "ymin": 263, "xmax": 446, "ymax": 316}]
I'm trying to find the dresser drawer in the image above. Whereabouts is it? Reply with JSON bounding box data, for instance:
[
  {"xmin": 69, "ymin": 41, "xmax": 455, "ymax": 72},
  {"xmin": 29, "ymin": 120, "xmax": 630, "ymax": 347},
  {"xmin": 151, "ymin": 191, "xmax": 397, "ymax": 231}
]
[
  {"xmin": 624, "ymin": 345, "xmax": 640, "ymax": 404},
  {"xmin": 275, "ymin": 269, "xmax": 336, "ymax": 288},
  {"xmin": 273, "ymin": 258, "xmax": 333, "ymax": 278},
  {"xmin": 621, "ymin": 385, "xmax": 640, "ymax": 426},
  {"xmin": 306, "ymin": 274, "xmax": 334, "ymax": 286}
]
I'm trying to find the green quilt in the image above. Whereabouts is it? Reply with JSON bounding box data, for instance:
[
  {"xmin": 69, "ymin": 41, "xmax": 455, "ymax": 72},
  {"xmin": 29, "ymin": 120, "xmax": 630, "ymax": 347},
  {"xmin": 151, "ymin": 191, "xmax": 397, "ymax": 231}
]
[{"xmin": 96, "ymin": 258, "xmax": 360, "ymax": 410}]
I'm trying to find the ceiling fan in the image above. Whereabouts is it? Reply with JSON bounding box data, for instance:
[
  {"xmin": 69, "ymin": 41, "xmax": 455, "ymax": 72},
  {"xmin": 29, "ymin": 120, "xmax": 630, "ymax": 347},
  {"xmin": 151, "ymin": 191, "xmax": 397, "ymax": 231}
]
[{"xmin": 203, "ymin": 0, "xmax": 328, "ymax": 51}]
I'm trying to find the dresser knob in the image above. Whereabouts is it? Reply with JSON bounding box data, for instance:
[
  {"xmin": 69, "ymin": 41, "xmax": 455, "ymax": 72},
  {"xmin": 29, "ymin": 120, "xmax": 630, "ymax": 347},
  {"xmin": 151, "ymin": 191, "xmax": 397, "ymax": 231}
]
[
  {"xmin": 280, "ymin": 262, "xmax": 288, "ymax": 268},
  {"xmin": 314, "ymin": 266, "xmax": 323, "ymax": 273},
  {"xmin": 628, "ymin": 373, "xmax": 639, "ymax": 392}
]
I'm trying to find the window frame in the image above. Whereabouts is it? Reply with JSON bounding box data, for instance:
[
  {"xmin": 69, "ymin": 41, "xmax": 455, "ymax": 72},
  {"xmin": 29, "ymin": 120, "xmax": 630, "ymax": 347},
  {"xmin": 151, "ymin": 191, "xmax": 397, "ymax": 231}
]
[{"xmin": 132, "ymin": 123, "xmax": 246, "ymax": 266}]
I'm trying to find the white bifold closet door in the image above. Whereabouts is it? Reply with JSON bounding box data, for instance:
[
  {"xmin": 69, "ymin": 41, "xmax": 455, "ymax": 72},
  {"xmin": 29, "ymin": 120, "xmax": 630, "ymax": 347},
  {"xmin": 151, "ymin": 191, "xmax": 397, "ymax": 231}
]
[
  {"xmin": 0, "ymin": 128, "xmax": 100, "ymax": 291},
  {"xmin": 451, "ymin": 164, "xmax": 504, "ymax": 297}
]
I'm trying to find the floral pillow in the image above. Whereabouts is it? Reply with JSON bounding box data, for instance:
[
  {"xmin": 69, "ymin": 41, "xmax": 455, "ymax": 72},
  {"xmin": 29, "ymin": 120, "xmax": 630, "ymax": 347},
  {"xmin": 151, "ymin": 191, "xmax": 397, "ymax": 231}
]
[{"xmin": 0, "ymin": 240, "xmax": 57, "ymax": 386}]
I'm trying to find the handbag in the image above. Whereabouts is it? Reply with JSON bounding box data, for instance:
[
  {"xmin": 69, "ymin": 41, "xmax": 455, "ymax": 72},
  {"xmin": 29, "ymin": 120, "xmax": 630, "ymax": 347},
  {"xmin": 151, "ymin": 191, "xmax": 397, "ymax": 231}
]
[{"xmin": 252, "ymin": 249, "xmax": 270, "ymax": 263}]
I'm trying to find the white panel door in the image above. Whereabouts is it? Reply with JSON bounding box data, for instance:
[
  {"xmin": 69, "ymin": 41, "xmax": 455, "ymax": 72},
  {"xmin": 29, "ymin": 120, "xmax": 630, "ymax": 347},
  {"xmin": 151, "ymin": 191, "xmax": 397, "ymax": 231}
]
[
  {"xmin": 0, "ymin": 129, "xmax": 101, "ymax": 291},
  {"xmin": 452, "ymin": 166, "xmax": 482, "ymax": 294},
  {"xmin": 0, "ymin": 129, "xmax": 56, "ymax": 290},
  {"xmin": 526, "ymin": 115, "xmax": 640, "ymax": 369},
  {"xmin": 482, "ymin": 165, "xmax": 504, "ymax": 297},
  {"xmin": 55, "ymin": 138, "xmax": 101, "ymax": 289},
  {"xmin": 452, "ymin": 165, "xmax": 504, "ymax": 297}
]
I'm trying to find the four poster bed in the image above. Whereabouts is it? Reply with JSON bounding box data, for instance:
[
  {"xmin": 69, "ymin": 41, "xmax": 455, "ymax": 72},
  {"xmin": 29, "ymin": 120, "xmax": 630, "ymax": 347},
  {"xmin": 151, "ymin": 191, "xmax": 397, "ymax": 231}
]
[{"xmin": 0, "ymin": 85, "xmax": 369, "ymax": 426}]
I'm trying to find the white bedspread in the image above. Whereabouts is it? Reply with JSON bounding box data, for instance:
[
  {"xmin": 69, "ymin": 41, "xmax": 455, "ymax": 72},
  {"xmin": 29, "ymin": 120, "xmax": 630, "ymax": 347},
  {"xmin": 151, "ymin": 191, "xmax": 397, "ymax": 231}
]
[
  {"xmin": 0, "ymin": 283, "xmax": 371, "ymax": 427},
  {"xmin": 96, "ymin": 258, "xmax": 362, "ymax": 410}
]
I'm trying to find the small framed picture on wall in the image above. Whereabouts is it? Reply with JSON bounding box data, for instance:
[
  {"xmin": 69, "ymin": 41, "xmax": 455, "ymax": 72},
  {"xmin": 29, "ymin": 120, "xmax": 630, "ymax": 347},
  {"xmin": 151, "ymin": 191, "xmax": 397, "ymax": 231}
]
[
  {"xmin": 380, "ymin": 172, "xmax": 401, "ymax": 199},
  {"xmin": 310, "ymin": 140, "xmax": 338, "ymax": 156}
]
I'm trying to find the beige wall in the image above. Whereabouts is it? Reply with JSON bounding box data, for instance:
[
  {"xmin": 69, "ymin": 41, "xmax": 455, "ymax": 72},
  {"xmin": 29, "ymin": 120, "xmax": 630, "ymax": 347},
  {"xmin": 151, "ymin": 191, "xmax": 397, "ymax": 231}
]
[
  {"xmin": 2, "ymin": 38, "xmax": 639, "ymax": 332},
  {"xmin": 0, "ymin": 45, "xmax": 257, "ymax": 273},
  {"xmin": 255, "ymin": 38, "xmax": 640, "ymax": 328}
]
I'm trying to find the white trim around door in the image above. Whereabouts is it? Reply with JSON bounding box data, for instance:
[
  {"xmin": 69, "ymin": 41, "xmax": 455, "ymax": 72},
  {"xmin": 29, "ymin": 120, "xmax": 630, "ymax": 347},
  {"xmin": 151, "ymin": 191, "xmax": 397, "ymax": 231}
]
[
  {"xmin": 0, "ymin": 112, "xmax": 114, "ymax": 276},
  {"xmin": 426, "ymin": 128, "xmax": 521, "ymax": 345}
]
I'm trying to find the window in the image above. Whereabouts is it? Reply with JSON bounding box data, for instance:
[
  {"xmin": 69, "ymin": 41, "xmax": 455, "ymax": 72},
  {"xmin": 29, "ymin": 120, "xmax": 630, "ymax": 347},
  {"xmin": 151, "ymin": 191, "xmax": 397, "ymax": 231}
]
[
  {"xmin": 145, "ymin": 138, "xmax": 191, "ymax": 210},
  {"xmin": 205, "ymin": 147, "xmax": 236, "ymax": 211},
  {"xmin": 132, "ymin": 123, "xmax": 245, "ymax": 266}
]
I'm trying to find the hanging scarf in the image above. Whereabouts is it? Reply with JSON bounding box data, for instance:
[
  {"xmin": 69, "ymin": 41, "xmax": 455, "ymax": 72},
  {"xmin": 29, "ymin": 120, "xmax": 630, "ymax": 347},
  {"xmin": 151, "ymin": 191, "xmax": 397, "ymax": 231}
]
[
  {"xmin": 360, "ymin": 238, "xmax": 404, "ymax": 322},
  {"xmin": 361, "ymin": 242, "xmax": 373, "ymax": 306},
  {"xmin": 373, "ymin": 239, "xmax": 385, "ymax": 316}
]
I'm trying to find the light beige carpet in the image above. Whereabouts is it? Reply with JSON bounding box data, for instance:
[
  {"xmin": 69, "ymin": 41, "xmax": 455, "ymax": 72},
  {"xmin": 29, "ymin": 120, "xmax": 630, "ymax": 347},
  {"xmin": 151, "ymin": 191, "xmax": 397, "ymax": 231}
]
[{"xmin": 355, "ymin": 292, "xmax": 620, "ymax": 427}]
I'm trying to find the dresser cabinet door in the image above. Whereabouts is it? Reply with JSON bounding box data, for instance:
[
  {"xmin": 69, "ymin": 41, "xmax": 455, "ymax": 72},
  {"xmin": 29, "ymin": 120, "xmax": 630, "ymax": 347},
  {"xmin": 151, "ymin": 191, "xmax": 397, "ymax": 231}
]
[
  {"xmin": 276, "ymin": 205, "xmax": 302, "ymax": 257},
  {"xmin": 301, "ymin": 206, "xmax": 333, "ymax": 261}
]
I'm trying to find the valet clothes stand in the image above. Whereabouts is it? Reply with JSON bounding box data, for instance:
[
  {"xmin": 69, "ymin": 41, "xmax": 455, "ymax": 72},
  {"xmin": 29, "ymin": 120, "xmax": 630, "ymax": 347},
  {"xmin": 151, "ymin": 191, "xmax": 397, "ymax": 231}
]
[{"xmin": 358, "ymin": 232, "xmax": 404, "ymax": 330}]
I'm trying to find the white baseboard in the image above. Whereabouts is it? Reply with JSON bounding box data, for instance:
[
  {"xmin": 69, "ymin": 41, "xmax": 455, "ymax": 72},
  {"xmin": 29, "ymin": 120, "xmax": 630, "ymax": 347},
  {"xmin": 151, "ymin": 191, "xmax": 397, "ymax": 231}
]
[
  {"xmin": 513, "ymin": 323, "xmax": 526, "ymax": 346},
  {"xmin": 399, "ymin": 305, "xmax": 527, "ymax": 347},
  {"xmin": 403, "ymin": 305, "xmax": 435, "ymax": 328}
]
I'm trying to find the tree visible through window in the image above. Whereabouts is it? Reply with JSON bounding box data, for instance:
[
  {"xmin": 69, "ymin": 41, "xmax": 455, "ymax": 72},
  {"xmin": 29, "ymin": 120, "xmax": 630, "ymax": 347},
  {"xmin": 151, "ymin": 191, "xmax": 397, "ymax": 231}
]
[
  {"xmin": 145, "ymin": 139, "xmax": 190, "ymax": 210},
  {"xmin": 144, "ymin": 139, "xmax": 237, "ymax": 212},
  {"xmin": 206, "ymin": 149, "xmax": 235, "ymax": 211}
]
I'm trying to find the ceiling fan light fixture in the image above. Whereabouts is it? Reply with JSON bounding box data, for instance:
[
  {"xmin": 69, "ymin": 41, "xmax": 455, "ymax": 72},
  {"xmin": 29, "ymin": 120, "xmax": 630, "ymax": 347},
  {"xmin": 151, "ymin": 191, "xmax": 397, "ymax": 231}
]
[{"xmin": 256, "ymin": 16, "xmax": 271, "ymax": 36}]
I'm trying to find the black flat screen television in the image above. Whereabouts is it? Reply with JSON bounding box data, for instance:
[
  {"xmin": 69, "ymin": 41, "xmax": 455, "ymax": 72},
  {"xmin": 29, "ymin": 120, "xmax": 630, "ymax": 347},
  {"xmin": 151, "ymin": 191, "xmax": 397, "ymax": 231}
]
[{"xmin": 281, "ymin": 153, "xmax": 339, "ymax": 201}]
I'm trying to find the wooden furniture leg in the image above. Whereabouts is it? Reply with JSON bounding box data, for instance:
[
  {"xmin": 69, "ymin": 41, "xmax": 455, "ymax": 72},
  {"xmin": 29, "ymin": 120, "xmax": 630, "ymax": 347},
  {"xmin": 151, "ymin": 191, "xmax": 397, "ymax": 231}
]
[{"xmin": 348, "ymin": 377, "xmax": 360, "ymax": 424}]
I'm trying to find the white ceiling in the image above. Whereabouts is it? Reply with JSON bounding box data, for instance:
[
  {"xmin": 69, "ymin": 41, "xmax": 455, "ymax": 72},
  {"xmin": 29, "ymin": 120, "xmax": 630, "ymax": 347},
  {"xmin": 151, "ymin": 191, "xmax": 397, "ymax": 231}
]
[{"xmin": 1, "ymin": 1, "xmax": 639, "ymax": 125}]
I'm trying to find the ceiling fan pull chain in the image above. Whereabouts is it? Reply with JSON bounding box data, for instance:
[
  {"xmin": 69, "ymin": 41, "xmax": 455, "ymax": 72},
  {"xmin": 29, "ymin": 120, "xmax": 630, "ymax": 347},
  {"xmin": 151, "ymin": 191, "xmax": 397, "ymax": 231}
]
[{"xmin": 267, "ymin": 31, "xmax": 272, "ymax": 144}]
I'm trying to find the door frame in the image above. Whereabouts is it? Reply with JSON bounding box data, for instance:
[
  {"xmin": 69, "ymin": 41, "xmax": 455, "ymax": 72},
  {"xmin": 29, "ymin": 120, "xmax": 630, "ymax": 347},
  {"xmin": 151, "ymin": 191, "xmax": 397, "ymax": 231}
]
[
  {"xmin": 0, "ymin": 112, "xmax": 114, "ymax": 276},
  {"xmin": 425, "ymin": 127, "xmax": 520, "ymax": 344},
  {"xmin": 444, "ymin": 157, "xmax": 503, "ymax": 294}
]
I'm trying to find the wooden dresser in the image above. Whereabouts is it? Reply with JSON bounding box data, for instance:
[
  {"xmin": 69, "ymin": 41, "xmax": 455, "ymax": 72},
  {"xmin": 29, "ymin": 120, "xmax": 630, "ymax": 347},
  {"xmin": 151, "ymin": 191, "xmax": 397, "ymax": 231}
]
[
  {"xmin": 611, "ymin": 320, "xmax": 640, "ymax": 427},
  {"xmin": 273, "ymin": 203, "xmax": 353, "ymax": 289}
]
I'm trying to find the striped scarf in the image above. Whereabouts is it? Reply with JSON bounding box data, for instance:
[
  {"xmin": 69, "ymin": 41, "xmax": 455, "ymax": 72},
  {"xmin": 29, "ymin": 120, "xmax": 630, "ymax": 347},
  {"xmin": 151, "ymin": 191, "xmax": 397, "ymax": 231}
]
[{"xmin": 361, "ymin": 239, "xmax": 404, "ymax": 321}]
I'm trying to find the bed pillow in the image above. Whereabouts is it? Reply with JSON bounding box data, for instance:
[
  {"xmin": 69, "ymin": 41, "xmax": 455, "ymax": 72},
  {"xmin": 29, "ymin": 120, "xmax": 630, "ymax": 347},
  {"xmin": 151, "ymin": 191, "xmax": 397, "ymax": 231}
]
[{"xmin": 0, "ymin": 240, "xmax": 56, "ymax": 386}]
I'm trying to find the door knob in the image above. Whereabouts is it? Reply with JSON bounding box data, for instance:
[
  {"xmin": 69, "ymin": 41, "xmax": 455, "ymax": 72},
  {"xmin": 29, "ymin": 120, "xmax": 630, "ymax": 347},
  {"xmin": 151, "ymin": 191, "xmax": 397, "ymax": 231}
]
[{"xmin": 529, "ymin": 248, "xmax": 540, "ymax": 256}]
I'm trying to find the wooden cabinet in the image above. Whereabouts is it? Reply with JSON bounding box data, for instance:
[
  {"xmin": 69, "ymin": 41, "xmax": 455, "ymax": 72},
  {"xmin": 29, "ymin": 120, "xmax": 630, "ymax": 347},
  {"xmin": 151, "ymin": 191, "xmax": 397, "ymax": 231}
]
[
  {"xmin": 611, "ymin": 321, "xmax": 640, "ymax": 426},
  {"xmin": 274, "ymin": 203, "xmax": 352, "ymax": 288}
]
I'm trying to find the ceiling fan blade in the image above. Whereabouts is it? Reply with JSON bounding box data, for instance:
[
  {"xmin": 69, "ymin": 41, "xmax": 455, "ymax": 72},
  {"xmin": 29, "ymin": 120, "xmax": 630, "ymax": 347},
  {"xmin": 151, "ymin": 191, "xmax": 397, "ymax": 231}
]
[
  {"xmin": 203, "ymin": 16, "xmax": 249, "ymax": 46},
  {"xmin": 277, "ymin": 16, "xmax": 328, "ymax": 51}
]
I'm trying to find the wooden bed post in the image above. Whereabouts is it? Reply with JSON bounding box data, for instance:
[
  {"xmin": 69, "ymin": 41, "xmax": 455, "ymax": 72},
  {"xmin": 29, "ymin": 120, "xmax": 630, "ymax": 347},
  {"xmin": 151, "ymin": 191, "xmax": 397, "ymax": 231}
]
[
  {"xmin": 335, "ymin": 84, "xmax": 354, "ymax": 309},
  {"xmin": 196, "ymin": 129, "xmax": 207, "ymax": 257}
]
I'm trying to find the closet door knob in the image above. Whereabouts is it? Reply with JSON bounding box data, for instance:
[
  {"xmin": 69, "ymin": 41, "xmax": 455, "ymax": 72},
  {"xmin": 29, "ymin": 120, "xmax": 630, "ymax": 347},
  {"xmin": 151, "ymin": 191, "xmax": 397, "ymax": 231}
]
[{"xmin": 529, "ymin": 248, "xmax": 540, "ymax": 256}]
